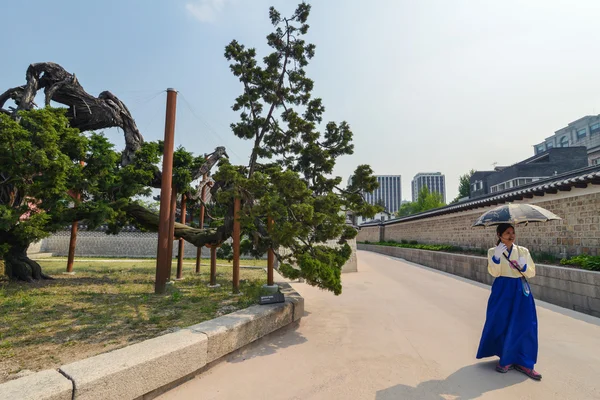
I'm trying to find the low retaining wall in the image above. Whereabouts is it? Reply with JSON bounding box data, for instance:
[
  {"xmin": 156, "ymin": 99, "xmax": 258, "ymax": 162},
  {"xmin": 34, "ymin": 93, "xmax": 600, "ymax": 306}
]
[
  {"xmin": 357, "ymin": 186, "xmax": 600, "ymax": 257},
  {"xmin": 0, "ymin": 283, "xmax": 303, "ymax": 400},
  {"xmin": 359, "ymin": 244, "xmax": 600, "ymax": 318}
]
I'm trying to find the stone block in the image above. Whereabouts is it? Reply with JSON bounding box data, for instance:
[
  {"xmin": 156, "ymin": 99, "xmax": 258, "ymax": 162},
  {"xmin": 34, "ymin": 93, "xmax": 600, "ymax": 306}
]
[
  {"xmin": 569, "ymin": 280, "xmax": 600, "ymax": 299},
  {"xmin": 539, "ymin": 264, "xmax": 598, "ymax": 285},
  {"xmin": 528, "ymin": 283, "xmax": 542, "ymax": 295},
  {"xmin": 534, "ymin": 275, "xmax": 570, "ymax": 293},
  {"xmin": 0, "ymin": 370, "xmax": 72, "ymax": 400},
  {"xmin": 278, "ymin": 282, "xmax": 304, "ymax": 321},
  {"xmin": 189, "ymin": 302, "xmax": 293, "ymax": 363},
  {"xmin": 588, "ymin": 297, "xmax": 600, "ymax": 314},
  {"xmin": 540, "ymin": 288, "xmax": 589, "ymax": 311},
  {"xmin": 474, "ymin": 272, "xmax": 490, "ymax": 285},
  {"xmin": 535, "ymin": 264, "xmax": 549, "ymax": 277},
  {"xmin": 60, "ymin": 328, "xmax": 208, "ymax": 400}
]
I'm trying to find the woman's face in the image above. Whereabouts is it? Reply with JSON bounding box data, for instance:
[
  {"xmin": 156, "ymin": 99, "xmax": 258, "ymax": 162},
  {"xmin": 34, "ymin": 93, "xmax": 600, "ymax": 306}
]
[{"xmin": 499, "ymin": 227, "xmax": 516, "ymax": 246}]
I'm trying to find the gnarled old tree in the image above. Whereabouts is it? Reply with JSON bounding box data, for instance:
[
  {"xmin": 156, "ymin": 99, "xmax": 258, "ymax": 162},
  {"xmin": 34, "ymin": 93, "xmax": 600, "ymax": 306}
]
[
  {"xmin": 0, "ymin": 63, "xmax": 229, "ymax": 282},
  {"xmin": 0, "ymin": 3, "xmax": 380, "ymax": 294}
]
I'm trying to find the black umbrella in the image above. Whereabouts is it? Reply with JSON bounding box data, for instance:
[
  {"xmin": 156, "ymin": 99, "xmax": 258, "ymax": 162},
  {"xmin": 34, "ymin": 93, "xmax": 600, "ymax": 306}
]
[{"xmin": 472, "ymin": 203, "xmax": 561, "ymax": 227}]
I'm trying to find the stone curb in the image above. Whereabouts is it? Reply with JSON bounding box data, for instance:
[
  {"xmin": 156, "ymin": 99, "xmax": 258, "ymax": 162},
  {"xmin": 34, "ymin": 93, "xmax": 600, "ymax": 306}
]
[
  {"xmin": 0, "ymin": 369, "xmax": 72, "ymax": 400},
  {"xmin": 0, "ymin": 282, "xmax": 303, "ymax": 400}
]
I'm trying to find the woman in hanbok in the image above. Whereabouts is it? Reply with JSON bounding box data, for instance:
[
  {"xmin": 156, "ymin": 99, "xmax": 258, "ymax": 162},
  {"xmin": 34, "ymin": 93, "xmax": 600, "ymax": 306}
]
[{"xmin": 476, "ymin": 223, "xmax": 542, "ymax": 380}]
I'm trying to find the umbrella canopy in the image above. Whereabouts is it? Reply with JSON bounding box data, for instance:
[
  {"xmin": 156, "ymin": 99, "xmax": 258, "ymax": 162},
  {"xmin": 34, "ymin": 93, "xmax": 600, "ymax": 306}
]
[{"xmin": 472, "ymin": 203, "xmax": 561, "ymax": 227}]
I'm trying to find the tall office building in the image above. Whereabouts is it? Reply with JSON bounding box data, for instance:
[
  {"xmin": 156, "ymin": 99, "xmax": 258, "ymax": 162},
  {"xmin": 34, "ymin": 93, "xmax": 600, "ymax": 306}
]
[
  {"xmin": 370, "ymin": 175, "xmax": 402, "ymax": 213},
  {"xmin": 350, "ymin": 175, "xmax": 402, "ymax": 213},
  {"xmin": 411, "ymin": 172, "xmax": 446, "ymax": 203}
]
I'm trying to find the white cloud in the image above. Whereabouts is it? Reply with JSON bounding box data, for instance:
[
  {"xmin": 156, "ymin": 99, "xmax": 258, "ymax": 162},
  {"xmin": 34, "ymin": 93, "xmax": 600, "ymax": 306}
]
[{"xmin": 186, "ymin": 0, "xmax": 226, "ymax": 23}]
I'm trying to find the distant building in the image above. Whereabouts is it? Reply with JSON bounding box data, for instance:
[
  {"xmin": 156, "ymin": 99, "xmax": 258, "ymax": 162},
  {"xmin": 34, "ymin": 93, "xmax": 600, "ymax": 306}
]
[
  {"xmin": 353, "ymin": 210, "xmax": 394, "ymax": 226},
  {"xmin": 349, "ymin": 175, "xmax": 402, "ymax": 214},
  {"xmin": 470, "ymin": 147, "xmax": 588, "ymax": 198},
  {"xmin": 533, "ymin": 114, "xmax": 600, "ymax": 165},
  {"xmin": 411, "ymin": 172, "xmax": 446, "ymax": 203}
]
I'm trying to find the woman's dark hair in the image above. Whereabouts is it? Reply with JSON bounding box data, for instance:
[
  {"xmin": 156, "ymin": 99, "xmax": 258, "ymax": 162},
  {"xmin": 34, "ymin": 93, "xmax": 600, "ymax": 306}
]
[{"xmin": 496, "ymin": 223, "xmax": 515, "ymax": 245}]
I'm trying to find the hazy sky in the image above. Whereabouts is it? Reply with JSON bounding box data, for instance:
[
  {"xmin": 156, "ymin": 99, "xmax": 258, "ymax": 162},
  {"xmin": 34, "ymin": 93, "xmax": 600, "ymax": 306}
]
[{"xmin": 4, "ymin": 0, "xmax": 600, "ymax": 202}]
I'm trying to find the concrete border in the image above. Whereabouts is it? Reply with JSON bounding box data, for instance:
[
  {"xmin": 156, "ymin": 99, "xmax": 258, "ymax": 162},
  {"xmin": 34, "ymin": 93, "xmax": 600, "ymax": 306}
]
[
  {"xmin": 359, "ymin": 243, "xmax": 600, "ymax": 317},
  {"xmin": 0, "ymin": 282, "xmax": 303, "ymax": 400}
]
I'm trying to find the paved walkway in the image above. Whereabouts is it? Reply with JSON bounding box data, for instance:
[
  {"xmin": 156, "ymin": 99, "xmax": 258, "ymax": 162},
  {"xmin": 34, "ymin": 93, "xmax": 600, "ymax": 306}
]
[{"xmin": 159, "ymin": 250, "xmax": 600, "ymax": 400}]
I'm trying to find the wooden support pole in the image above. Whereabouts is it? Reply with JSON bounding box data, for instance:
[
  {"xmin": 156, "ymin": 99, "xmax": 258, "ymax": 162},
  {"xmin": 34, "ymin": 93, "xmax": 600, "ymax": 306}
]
[
  {"xmin": 66, "ymin": 218, "xmax": 78, "ymax": 273},
  {"xmin": 267, "ymin": 216, "xmax": 274, "ymax": 286},
  {"xmin": 209, "ymin": 245, "xmax": 218, "ymax": 287},
  {"xmin": 66, "ymin": 161, "xmax": 85, "ymax": 274},
  {"xmin": 195, "ymin": 174, "xmax": 208, "ymax": 274},
  {"xmin": 155, "ymin": 88, "xmax": 177, "ymax": 294},
  {"xmin": 232, "ymin": 197, "xmax": 241, "ymax": 294},
  {"xmin": 195, "ymin": 228, "xmax": 202, "ymax": 273},
  {"xmin": 166, "ymin": 185, "xmax": 178, "ymax": 279},
  {"xmin": 176, "ymin": 193, "xmax": 187, "ymax": 280}
]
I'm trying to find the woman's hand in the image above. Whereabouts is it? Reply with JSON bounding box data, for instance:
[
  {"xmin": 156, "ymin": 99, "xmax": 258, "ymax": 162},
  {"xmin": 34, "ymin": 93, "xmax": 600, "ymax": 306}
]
[{"xmin": 494, "ymin": 243, "xmax": 507, "ymax": 259}]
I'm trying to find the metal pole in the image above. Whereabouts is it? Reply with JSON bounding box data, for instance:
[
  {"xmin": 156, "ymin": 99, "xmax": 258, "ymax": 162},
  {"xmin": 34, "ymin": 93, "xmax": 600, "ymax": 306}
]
[
  {"xmin": 155, "ymin": 88, "xmax": 177, "ymax": 294},
  {"xmin": 267, "ymin": 216, "xmax": 274, "ymax": 286},
  {"xmin": 176, "ymin": 193, "xmax": 187, "ymax": 280},
  {"xmin": 232, "ymin": 197, "xmax": 241, "ymax": 293}
]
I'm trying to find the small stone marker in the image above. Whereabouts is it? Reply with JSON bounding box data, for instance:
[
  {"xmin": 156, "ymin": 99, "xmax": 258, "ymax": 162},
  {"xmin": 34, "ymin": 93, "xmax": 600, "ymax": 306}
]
[{"xmin": 259, "ymin": 292, "xmax": 285, "ymax": 305}]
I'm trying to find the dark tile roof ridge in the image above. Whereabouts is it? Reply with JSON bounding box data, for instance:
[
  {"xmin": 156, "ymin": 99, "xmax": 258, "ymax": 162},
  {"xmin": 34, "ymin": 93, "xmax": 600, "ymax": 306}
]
[{"xmin": 358, "ymin": 165, "xmax": 600, "ymax": 227}]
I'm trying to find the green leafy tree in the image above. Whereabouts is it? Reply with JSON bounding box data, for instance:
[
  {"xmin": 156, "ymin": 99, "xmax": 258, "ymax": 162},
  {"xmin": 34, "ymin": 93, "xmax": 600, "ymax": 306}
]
[
  {"xmin": 0, "ymin": 109, "xmax": 160, "ymax": 281},
  {"xmin": 416, "ymin": 186, "xmax": 445, "ymax": 211},
  {"xmin": 0, "ymin": 110, "xmax": 208, "ymax": 282},
  {"xmin": 211, "ymin": 3, "xmax": 378, "ymax": 294},
  {"xmin": 451, "ymin": 169, "xmax": 475, "ymax": 203},
  {"xmin": 396, "ymin": 187, "xmax": 445, "ymax": 217},
  {"xmin": 397, "ymin": 201, "xmax": 418, "ymax": 217},
  {"xmin": 1, "ymin": 4, "xmax": 378, "ymax": 295}
]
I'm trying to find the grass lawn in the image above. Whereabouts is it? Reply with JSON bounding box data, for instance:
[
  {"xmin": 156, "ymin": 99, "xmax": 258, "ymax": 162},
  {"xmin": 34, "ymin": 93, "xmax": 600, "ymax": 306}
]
[{"xmin": 0, "ymin": 258, "xmax": 268, "ymax": 383}]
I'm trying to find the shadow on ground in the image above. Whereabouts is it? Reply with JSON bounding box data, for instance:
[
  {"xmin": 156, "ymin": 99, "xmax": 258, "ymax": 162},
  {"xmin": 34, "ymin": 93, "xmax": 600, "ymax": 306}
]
[
  {"xmin": 226, "ymin": 313, "xmax": 309, "ymax": 364},
  {"xmin": 376, "ymin": 361, "xmax": 529, "ymax": 400}
]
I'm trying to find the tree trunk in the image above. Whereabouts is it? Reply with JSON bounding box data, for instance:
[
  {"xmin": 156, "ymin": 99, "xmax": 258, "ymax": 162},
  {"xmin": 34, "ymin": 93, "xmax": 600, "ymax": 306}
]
[
  {"xmin": 124, "ymin": 203, "xmax": 234, "ymax": 248},
  {"xmin": 0, "ymin": 63, "xmax": 143, "ymax": 166},
  {"xmin": 3, "ymin": 243, "xmax": 53, "ymax": 282}
]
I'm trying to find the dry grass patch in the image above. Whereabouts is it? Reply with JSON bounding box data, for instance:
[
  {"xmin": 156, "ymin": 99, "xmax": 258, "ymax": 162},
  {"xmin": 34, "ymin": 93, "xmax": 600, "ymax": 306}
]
[{"xmin": 0, "ymin": 258, "xmax": 267, "ymax": 383}]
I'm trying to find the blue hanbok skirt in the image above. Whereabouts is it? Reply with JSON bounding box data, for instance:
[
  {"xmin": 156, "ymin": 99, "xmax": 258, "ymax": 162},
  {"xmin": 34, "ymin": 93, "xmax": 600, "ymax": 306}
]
[{"xmin": 476, "ymin": 276, "xmax": 538, "ymax": 369}]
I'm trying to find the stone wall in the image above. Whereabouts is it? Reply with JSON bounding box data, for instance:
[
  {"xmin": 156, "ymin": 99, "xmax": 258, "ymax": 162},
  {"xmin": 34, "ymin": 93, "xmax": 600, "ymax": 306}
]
[
  {"xmin": 359, "ymin": 244, "xmax": 600, "ymax": 318},
  {"xmin": 357, "ymin": 185, "xmax": 600, "ymax": 257},
  {"xmin": 40, "ymin": 231, "xmax": 218, "ymax": 259},
  {"xmin": 37, "ymin": 232, "xmax": 356, "ymax": 266},
  {"xmin": 357, "ymin": 225, "xmax": 380, "ymax": 243}
]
